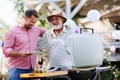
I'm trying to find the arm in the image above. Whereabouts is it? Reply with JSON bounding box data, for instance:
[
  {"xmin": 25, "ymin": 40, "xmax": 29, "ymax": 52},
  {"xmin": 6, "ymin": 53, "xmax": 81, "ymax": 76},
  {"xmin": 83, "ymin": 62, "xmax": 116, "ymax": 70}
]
[
  {"xmin": 3, "ymin": 30, "xmax": 15, "ymax": 57},
  {"xmin": 65, "ymin": 33, "xmax": 73, "ymax": 54},
  {"xmin": 39, "ymin": 27, "xmax": 46, "ymax": 37},
  {"xmin": 9, "ymin": 50, "xmax": 32, "ymax": 57},
  {"xmin": 37, "ymin": 32, "xmax": 49, "ymax": 53},
  {"xmin": 3, "ymin": 30, "xmax": 32, "ymax": 57}
]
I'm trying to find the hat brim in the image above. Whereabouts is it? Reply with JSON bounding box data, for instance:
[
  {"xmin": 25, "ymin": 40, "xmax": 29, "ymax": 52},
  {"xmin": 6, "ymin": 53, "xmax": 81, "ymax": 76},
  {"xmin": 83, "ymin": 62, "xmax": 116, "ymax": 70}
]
[{"xmin": 47, "ymin": 15, "xmax": 67, "ymax": 23}]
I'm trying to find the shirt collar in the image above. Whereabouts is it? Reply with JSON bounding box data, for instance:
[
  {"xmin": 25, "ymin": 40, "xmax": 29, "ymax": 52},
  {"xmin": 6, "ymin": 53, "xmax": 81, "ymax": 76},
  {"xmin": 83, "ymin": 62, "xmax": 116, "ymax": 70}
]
[
  {"xmin": 17, "ymin": 24, "xmax": 35, "ymax": 31},
  {"xmin": 50, "ymin": 25, "xmax": 67, "ymax": 37},
  {"xmin": 51, "ymin": 25, "xmax": 67, "ymax": 33}
]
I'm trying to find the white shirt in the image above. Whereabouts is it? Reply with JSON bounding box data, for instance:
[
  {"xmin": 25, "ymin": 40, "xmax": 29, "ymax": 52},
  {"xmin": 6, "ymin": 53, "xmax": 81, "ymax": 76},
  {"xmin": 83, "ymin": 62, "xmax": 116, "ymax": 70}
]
[{"xmin": 37, "ymin": 26, "xmax": 72, "ymax": 70}]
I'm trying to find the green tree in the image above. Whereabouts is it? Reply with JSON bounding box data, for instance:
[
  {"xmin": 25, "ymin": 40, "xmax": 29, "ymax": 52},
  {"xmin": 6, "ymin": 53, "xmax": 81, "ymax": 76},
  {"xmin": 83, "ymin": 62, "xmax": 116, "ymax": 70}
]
[
  {"xmin": 10, "ymin": 0, "xmax": 49, "ymax": 29},
  {"xmin": 0, "ymin": 19, "xmax": 10, "ymax": 40},
  {"xmin": 37, "ymin": 10, "xmax": 50, "ymax": 29},
  {"xmin": 10, "ymin": 0, "xmax": 24, "ymax": 21}
]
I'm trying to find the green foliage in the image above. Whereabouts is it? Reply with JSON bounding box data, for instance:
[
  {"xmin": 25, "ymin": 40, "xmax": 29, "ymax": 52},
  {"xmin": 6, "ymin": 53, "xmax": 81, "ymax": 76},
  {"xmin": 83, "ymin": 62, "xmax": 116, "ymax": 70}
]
[
  {"xmin": 73, "ymin": 12, "xmax": 85, "ymax": 25},
  {"xmin": 37, "ymin": 10, "xmax": 50, "ymax": 29},
  {"xmin": 100, "ymin": 70, "xmax": 113, "ymax": 80},
  {"xmin": 10, "ymin": 0, "xmax": 24, "ymax": 21},
  {"xmin": 0, "ymin": 19, "xmax": 10, "ymax": 40},
  {"xmin": 111, "ymin": 65, "xmax": 120, "ymax": 78},
  {"xmin": 110, "ymin": 62, "xmax": 120, "ymax": 79},
  {"xmin": 103, "ymin": 51, "xmax": 120, "ymax": 80},
  {"xmin": 10, "ymin": 0, "xmax": 49, "ymax": 29}
]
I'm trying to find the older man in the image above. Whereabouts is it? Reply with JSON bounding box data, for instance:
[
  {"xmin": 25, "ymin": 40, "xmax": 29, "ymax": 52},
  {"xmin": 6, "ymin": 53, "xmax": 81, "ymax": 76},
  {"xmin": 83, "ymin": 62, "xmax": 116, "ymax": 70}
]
[
  {"xmin": 37, "ymin": 10, "xmax": 73, "ymax": 71},
  {"xmin": 37, "ymin": 10, "xmax": 81, "ymax": 80}
]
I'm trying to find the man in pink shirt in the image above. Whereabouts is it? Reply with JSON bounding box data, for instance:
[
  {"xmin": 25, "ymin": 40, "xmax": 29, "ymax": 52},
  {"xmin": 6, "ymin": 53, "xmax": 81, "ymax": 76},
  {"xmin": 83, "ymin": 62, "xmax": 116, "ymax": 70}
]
[{"xmin": 3, "ymin": 9, "xmax": 46, "ymax": 80}]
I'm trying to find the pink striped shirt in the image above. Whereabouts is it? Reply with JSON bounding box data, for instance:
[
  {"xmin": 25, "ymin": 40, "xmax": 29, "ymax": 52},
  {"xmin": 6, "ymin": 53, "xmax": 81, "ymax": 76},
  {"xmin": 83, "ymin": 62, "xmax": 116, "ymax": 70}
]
[{"xmin": 3, "ymin": 25, "xmax": 46, "ymax": 69}]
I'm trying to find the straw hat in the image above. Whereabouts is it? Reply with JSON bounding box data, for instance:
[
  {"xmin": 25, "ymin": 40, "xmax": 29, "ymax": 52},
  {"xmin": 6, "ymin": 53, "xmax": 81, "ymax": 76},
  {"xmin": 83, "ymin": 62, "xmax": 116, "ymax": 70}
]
[{"xmin": 47, "ymin": 10, "xmax": 67, "ymax": 23}]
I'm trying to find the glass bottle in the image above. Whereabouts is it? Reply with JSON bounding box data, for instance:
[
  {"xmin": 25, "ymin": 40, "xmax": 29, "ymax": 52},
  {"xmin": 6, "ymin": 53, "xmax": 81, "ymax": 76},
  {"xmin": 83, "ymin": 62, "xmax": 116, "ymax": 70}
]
[
  {"xmin": 42, "ymin": 61, "xmax": 47, "ymax": 74},
  {"xmin": 34, "ymin": 64, "xmax": 40, "ymax": 73}
]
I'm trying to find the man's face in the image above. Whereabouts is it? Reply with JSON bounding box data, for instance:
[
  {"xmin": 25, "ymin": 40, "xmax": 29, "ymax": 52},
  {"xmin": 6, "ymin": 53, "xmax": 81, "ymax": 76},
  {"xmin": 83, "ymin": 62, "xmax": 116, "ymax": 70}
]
[
  {"xmin": 50, "ymin": 16, "xmax": 63, "ymax": 30},
  {"xmin": 24, "ymin": 15, "xmax": 38, "ymax": 29}
]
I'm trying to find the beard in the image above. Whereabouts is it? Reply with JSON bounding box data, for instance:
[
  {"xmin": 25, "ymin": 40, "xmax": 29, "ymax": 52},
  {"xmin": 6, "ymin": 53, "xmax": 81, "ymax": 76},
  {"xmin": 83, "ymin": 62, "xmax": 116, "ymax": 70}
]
[
  {"xmin": 24, "ymin": 24, "xmax": 32, "ymax": 30},
  {"xmin": 51, "ymin": 23, "xmax": 62, "ymax": 30}
]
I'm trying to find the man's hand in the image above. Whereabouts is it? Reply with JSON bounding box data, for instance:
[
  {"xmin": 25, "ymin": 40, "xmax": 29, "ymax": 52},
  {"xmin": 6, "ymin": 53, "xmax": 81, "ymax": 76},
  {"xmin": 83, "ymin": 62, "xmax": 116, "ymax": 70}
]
[
  {"xmin": 9, "ymin": 50, "xmax": 32, "ymax": 57},
  {"xmin": 20, "ymin": 51, "xmax": 32, "ymax": 57}
]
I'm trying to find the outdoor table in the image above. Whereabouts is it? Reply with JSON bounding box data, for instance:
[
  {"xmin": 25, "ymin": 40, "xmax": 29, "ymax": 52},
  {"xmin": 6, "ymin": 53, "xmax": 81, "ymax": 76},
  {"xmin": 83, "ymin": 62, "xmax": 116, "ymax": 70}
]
[{"xmin": 20, "ymin": 70, "xmax": 71, "ymax": 80}]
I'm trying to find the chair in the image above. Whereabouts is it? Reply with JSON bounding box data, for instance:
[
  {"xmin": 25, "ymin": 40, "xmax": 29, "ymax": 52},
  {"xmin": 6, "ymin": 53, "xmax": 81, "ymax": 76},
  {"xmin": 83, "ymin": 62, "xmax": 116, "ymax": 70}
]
[{"xmin": 67, "ymin": 28, "xmax": 110, "ymax": 80}]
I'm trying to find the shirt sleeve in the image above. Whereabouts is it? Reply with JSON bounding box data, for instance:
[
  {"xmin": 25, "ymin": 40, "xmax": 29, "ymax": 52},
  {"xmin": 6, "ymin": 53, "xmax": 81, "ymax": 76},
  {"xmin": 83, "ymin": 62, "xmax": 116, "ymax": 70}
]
[
  {"xmin": 37, "ymin": 33, "xmax": 48, "ymax": 51},
  {"xmin": 3, "ymin": 30, "xmax": 15, "ymax": 57},
  {"xmin": 39, "ymin": 27, "xmax": 46, "ymax": 37},
  {"xmin": 65, "ymin": 32, "xmax": 74, "ymax": 54}
]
